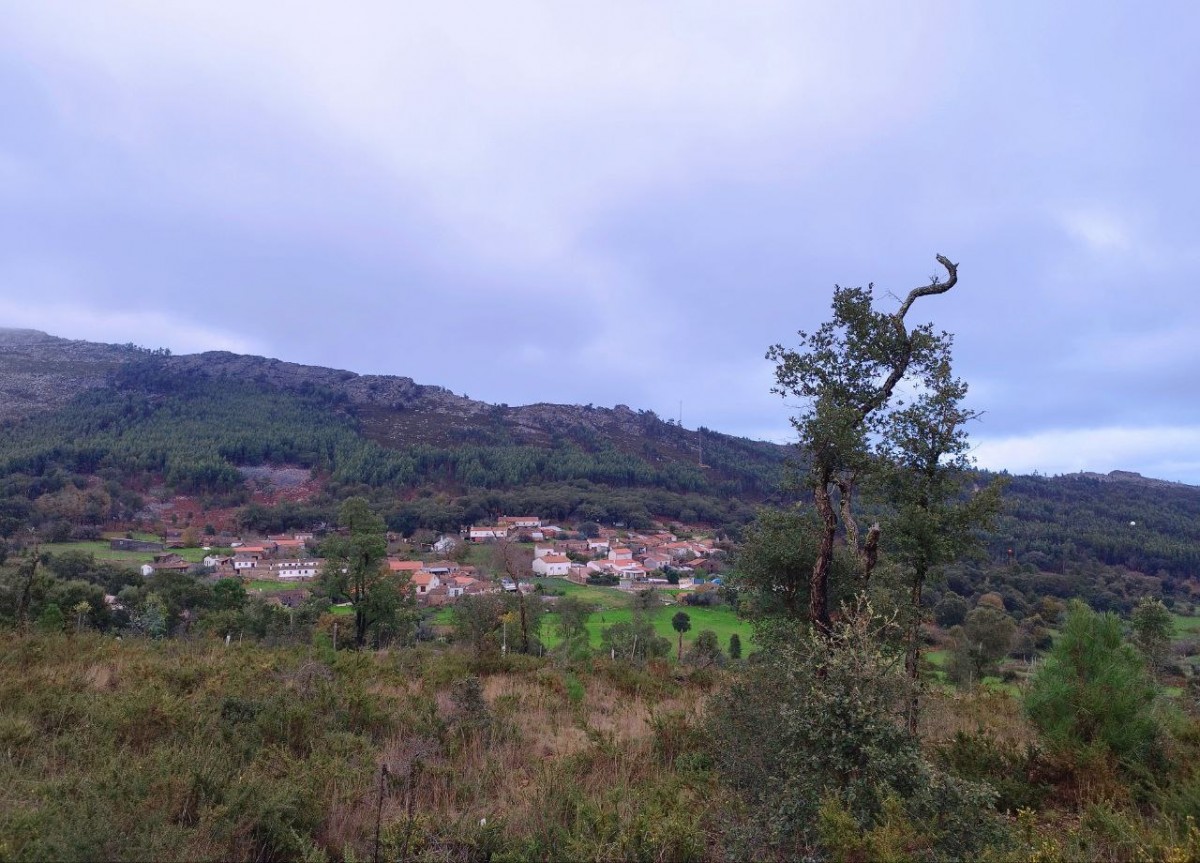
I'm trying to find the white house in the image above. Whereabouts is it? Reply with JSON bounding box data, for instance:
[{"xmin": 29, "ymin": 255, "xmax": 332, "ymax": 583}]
[
  {"xmin": 232, "ymin": 553, "xmax": 260, "ymax": 571},
  {"xmin": 412, "ymin": 571, "xmax": 442, "ymax": 595},
  {"xmin": 272, "ymin": 559, "xmax": 321, "ymax": 580},
  {"xmin": 587, "ymin": 538, "xmax": 610, "ymax": 553},
  {"xmin": 469, "ymin": 525, "xmax": 509, "ymax": 542},
  {"xmin": 532, "ymin": 554, "xmax": 571, "ymax": 577},
  {"xmin": 533, "ymin": 545, "xmax": 556, "ymax": 559},
  {"xmin": 501, "ymin": 516, "xmax": 541, "ymax": 529}
]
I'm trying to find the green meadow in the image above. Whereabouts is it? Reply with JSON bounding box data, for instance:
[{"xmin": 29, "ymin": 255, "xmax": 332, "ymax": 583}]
[{"xmin": 36, "ymin": 540, "xmax": 233, "ymax": 566}]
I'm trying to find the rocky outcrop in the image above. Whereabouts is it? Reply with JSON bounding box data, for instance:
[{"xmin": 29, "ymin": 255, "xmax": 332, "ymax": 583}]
[{"xmin": 0, "ymin": 329, "xmax": 141, "ymax": 422}]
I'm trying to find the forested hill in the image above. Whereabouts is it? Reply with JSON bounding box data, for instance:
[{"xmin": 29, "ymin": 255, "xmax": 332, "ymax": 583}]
[
  {"xmin": 2, "ymin": 328, "xmax": 1199, "ymax": 588},
  {"xmin": 0, "ymin": 328, "xmax": 788, "ymax": 530}
]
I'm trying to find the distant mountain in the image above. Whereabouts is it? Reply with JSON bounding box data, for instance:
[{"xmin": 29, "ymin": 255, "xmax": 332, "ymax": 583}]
[{"xmin": 0, "ymin": 328, "xmax": 778, "ymax": 475}]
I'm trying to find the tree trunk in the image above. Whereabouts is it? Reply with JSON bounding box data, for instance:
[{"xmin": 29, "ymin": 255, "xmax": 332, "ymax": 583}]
[
  {"xmin": 905, "ymin": 570, "xmax": 925, "ymax": 736},
  {"xmin": 517, "ymin": 587, "xmax": 529, "ymax": 654},
  {"xmin": 811, "ymin": 476, "xmax": 836, "ymax": 634}
]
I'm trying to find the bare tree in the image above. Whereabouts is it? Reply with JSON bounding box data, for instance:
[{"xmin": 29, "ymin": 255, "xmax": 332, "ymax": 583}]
[{"xmin": 494, "ymin": 538, "xmax": 535, "ymax": 653}]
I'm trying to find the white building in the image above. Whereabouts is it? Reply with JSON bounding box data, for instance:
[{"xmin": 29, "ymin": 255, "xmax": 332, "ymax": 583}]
[
  {"xmin": 532, "ymin": 554, "xmax": 571, "ymax": 577},
  {"xmin": 272, "ymin": 559, "xmax": 321, "ymax": 580}
]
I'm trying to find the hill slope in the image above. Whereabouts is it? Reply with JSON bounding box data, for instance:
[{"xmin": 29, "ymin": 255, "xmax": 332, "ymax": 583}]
[{"xmin": 2, "ymin": 328, "xmax": 1199, "ymax": 592}]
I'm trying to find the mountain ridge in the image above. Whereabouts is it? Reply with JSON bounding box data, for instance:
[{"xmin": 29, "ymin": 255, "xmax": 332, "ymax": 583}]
[{"xmin": 2, "ymin": 327, "xmax": 1192, "ymax": 489}]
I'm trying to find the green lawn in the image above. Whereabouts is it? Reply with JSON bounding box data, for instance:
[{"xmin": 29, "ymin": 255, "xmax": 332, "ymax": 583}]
[
  {"xmin": 246, "ymin": 579, "xmax": 307, "ymax": 593},
  {"xmin": 427, "ymin": 578, "xmax": 754, "ymax": 657},
  {"xmin": 36, "ymin": 540, "xmax": 232, "ymax": 567},
  {"xmin": 1172, "ymin": 614, "xmax": 1200, "ymax": 639}
]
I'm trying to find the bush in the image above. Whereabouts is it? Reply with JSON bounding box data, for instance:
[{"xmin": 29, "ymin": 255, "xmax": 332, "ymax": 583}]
[
  {"xmin": 935, "ymin": 730, "xmax": 1052, "ymax": 813},
  {"xmin": 712, "ymin": 599, "xmax": 1008, "ymax": 859},
  {"xmin": 1025, "ymin": 600, "xmax": 1160, "ymax": 770}
]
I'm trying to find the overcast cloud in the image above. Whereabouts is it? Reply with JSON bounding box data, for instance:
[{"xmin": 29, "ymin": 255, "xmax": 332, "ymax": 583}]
[{"xmin": 1, "ymin": 2, "xmax": 1198, "ymax": 481}]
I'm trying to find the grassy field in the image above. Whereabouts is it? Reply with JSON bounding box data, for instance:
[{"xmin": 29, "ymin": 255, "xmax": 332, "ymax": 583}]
[
  {"xmin": 0, "ymin": 631, "xmax": 721, "ymax": 861},
  {"xmin": 245, "ymin": 579, "xmax": 307, "ymax": 594},
  {"xmin": 430, "ymin": 578, "xmax": 754, "ymax": 656},
  {"xmin": 1172, "ymin": 613, "xmax": 1200, "ymax": 639},
  {"xmin": 36, "ymin": 540, "xmax": 232, "ymax": 567}
]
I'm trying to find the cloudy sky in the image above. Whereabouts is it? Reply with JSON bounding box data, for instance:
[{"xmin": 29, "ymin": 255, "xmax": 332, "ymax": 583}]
[{"xmin": 1, "ymin": 2, "xmax": 1198, "ymax": 482}]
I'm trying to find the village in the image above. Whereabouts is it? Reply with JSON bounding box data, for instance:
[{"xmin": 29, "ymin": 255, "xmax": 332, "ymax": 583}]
[{"xmin": 126, "ymin": 515, "xmax": 728, "ymax": 611}]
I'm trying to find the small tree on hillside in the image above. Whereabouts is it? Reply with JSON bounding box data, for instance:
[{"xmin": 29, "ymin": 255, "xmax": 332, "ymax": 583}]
[
  {"xmin": 1026, "ymin": 600, "xmax": 1159, "ymax": 769},
  {"xmin": 729, "ymin": 632, "xmax": 742, "ymax": 660},
  {"xmin": 879, "ymin": 354, "xmax": 1004, "ymax": 731},
  {"xmin": 672, "ymin": 610, "xmax": 692, "ymax": 661},
  {"xmin": 946, "ymin": 605, "xmax": 1016, "ymax": 686},
  {"xmin": 319, "ymin": 497, "xmax": 404, "ymax": 648},
  {"xmin": 1131, "ymin": 596, "xmax": 1172, "ymax": 677}
]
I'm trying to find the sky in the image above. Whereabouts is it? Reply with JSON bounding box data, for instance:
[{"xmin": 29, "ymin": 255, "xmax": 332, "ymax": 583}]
[{"xmin": 1, "ymin": 2, "xmax": 1198, "ymax": 482}]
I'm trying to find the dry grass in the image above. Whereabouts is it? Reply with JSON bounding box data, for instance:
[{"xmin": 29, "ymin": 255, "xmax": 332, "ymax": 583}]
[{"xmin": 920, "ymin": 686, "xmax": 1039, "ymax": 750}]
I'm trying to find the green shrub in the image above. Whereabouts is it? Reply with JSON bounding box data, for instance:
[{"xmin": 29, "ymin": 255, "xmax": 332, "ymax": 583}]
[
  {"xmin": 1025, "ymin": 601, "xmax": 1160, "ymax": 770},
  {"xmin": 935, "ymin": 730, "xmax": 1052, "ymax": 813},
  {"xmin": 712, "ymin": 599, "xmax": 1009, "ymax": 859}
]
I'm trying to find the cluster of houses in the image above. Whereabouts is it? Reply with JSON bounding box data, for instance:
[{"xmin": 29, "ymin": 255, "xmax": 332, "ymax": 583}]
[
  {"xmin": 527, "ymin": 528, "xmax": 720, "ymax": 590},
  {"xmin": 131, "ymin": 516, "xmax": 723, "ymax": 610},
  {"xmin": 385, "ymin": 558, "xmax": 503, "ymax": 605},
  {"xmin": 468, "ymin": 515, "xmax": 565, "ymax": 543}
]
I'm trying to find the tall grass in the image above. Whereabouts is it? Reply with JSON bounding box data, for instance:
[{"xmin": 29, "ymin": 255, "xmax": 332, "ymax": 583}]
[{"xmin": 0, "ymin": 633, "xmax": 719, "ymax": 862}]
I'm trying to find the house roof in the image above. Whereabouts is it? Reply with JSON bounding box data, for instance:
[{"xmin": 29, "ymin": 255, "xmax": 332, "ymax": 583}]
[
  {"xmin": 388, "ymin": 560, "xmax": 424, "ymax": 572},
  {"xmin": 539, "ymin": 554, "xmax": 570, "ymax": 564}
]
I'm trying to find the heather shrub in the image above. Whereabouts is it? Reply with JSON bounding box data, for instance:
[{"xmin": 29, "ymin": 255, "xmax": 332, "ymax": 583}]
[{"xmin": 712, "ymin": 600, "xmax": 1008, "ymax": 859}]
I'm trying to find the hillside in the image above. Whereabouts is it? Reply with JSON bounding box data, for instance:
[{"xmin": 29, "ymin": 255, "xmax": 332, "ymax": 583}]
[
  {"xmin": 0, "ymin": 329, "xmax": 787, "ymax": 534},
  {"xmin": 2, "ymin": 328, "xmax": 1199, "ymax": 594}
]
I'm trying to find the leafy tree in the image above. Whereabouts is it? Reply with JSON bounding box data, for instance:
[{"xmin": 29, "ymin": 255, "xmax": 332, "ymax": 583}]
[
  {"xmin": 687, "ymin": 629, "xmax": 723, "ymax": 667},
  {"xmin": 934, "ymin": 593, "xmax": 970, "ymax": 628},
  {"xmin": 767, "ymin": 255, "xmax": 960, "ymax": 631},
  {"xmin": 672, "ymin": 610, "xmax": 692, "ymax": 661},
  {"xmin": 72, "ymin": 599, "xmax": 92, "ymax": 632},
  {"xmin": 631, "ymin": 588, "xmax": 661, "ymax": 612},
  {"xmin": 733, "ymin": 507, "xmax": 856, "ymax": 628},
  {"xmin": 212, "ymin": 578, "xmax": 247, "ymax": 611},
  {"xmin": 35, "ymin": 602, "xmax": 65, "ymax": 633},
  {"xmin": 1130, "ymin": 596, "xmax": 1172, "ymax": 676},
  {"xmin": 947, "ymin": 606, "xmax": 1016, "ymax": 685},
  {"xmin": 601, "ymin": 613, "xmax": 670, "ymax": 662},
  {"xmin": 554, "ymin": 596, "xmax": 592, "ymax": 642},
  {"xmin": 1025, "ymin": 601, "xmax": 1159, "ymax": 768},
  {"xmin": 878, "ymin": 353, "xmax": 1004, "ymax": 731},
  {"xmin": 318, "ymin": 497, "xmax": 391, "ymax": 648},
  {"xmin": 451, "ymin": 593, "xmax": 506, "ymax": 658},
  {"xmin": 132, "ymin": 593, "xmax": 168, "ymax": 639},
  {"xmin": 728, "ymin": 632, "xmax": 742, "ymax": 660}
]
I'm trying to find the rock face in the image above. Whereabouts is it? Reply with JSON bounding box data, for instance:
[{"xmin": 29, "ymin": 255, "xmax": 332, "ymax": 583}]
[
  {"xmin": 0, "ymin": 329, "xmax": 141, "ymax": 422},
  {"xmin": 1075, "ymin": 470, "xmax": 1195, "ymax": 489},
  {"xmin": 163, "ymin": 350, "xmax": 489, "ymax": 415}
]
